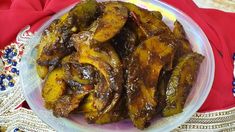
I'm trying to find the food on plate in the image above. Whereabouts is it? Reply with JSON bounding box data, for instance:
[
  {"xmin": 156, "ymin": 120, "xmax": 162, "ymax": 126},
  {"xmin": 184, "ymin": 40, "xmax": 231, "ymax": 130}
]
[
  {"xmin": 126, "ymin": 36, "xmax": 164, "ymax": 129},
  {"xmin": 36, "ymin": 0, "xmax": 98, "ymax": 79},
  {"xmin": 162, "ymin": 53, "xmax": 204, "ymax": 117},
  {"xmin": 173, "ymin": 20, "xmax": 192, "ymax": 59},
  {"xmin": 155, "ymin": 71, "xmax": 171, "ymax": 114},
  {"xmin": 36, "ymin": 0, "xmax": 204, "ymax": 129},
  {"xmin": 81, "ymin": 93, "xmax": 127, "ymax": 124},
  {"xmin": 93, "ymin": 2, "xmax": 128, "ymax": 43},
  {"xmin": 71, "ymin": 31, "xmax": 124, "ymax": 115},
  {"xmin": 123, "ymin": 2, "xmax": 171, "ymax": 38},
  {"xmin": 53, "ymin": 92, "xmax": 87, "ymax": 117},
  {"xmin": 41, "ymin": 68, "xmax": 66, "ymax": 109}
]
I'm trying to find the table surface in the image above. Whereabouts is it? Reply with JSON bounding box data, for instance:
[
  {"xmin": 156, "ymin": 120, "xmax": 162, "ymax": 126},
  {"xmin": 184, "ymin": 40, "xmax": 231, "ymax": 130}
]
[{"xmin": 0, "ymin": 1, "xmax": 235, "ymax": 132}]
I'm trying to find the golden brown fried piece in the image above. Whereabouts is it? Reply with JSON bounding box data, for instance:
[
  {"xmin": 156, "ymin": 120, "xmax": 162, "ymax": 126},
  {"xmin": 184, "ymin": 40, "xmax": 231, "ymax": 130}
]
[
  {"xmin": 36, "ymin": 42, "xmax": 49, "ymax": 79},
  {"xmin": 127, "ymin": 36, "xmax": 165, "ymax": 129},
  {"xmin": 52, "ymin": 55, "xmax": 96, "ymax": 117},
  {"xmin": 110, "ymin": 22, "xmax": 140, "ymax": 79},
  {"xmin": 53, "ymin": 93, "xmax": 87, "ymax": 117},
  {"xmin": 79, "ymin": 93, "xmax": 97, "ymax": 113},
  {"xmin": 158, "ymin": 33, "xmax": 178, "ymax": 70},
  {"xmin": 122, "ymin": 2, "xmax": 162, "ymax": 20},
  {"xmin": 151, "ymin": 11, "xmax": 163, "ymax": 20},
  {"xmin": 42, "ymin": 68, "xmax": 66, "ymax": 109},
  {"xmin": 81, "ymin": 93, "xmax": 126, "ymax": 124},
  {"xmin": 36, "ymin": 0, "xmax": 98, "ymax": 79},
  {"xmin": 62, "ymin": 54, "xmax": 98, "ymax": 85},
  {"xmin": 71, "ymin": 31, "xmax": 123, "ymax": 115},
  {"xmin": 156, "ymin": 71, "xmax": 171, "ymax": 114},
  {"xmin": 162, "ymin": 53, "xmax": 204, "ymax": 117},
  {"xmin": 69, "ymin": 0, "xmax": 99, "ymax": 31},
  {"xmin": 173, "ymin": 21, "xmax": 192, "ymax": 56},
  {"xmin": 111, "ymin": 25, "xmax": 139, "ymax": 59},
  {"xmin": 93, "ymin": 2, "xmax": 128, "ymax": 43},
  {"xmin": 122, "ymin": 2, "xmax": 170, "ymax": 38}
]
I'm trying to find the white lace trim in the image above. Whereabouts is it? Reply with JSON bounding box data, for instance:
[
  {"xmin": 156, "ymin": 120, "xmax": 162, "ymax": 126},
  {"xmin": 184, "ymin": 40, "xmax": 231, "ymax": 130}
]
[
  {"xmin": 0, "ymin": 26, "xmax": 33, "ymax": 115},
  {"xmin": 0, "ymin": 108, "xmax": 54, "ymax": 132},
  {"xmin": 193, "ymin": 0, "xmax": 235, "ymax": 12}
]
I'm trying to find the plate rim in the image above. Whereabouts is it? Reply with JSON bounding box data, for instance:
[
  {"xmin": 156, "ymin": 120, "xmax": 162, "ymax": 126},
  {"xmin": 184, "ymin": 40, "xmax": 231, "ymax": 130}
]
[{"xmin": 20, "ymin": 0, "xmax": 215, "ymax": 132}]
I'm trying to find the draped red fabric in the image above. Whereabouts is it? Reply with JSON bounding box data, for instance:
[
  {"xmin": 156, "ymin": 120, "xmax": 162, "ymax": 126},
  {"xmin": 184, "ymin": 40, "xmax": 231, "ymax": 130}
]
[{"xmin": 0, "ymin": 0, "xmax": 235, "ymax": 112}]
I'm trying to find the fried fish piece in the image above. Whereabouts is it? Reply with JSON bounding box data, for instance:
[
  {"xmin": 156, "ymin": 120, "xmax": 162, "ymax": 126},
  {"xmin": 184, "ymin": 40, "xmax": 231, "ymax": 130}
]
[{"xmin": 162, "ymin": 53, "xmax": 204, "ymax": 117}]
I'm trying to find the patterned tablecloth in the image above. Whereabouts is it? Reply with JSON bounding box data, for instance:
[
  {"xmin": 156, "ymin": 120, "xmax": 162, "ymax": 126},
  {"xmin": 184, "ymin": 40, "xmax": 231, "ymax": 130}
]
[{"xmin": 0, "ymin": 1, "xmax": 235, "ymax": 132}]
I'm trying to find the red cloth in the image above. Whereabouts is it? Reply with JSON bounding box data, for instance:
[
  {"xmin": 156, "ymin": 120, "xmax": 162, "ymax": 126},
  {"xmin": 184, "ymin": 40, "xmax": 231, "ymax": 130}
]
[{"xmin": 0, "ymin": 0, "xmax": 235, "ymax": 112}]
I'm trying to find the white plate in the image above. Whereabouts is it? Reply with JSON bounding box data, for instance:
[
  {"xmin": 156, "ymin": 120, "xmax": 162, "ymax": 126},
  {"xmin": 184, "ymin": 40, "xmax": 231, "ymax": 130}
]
[{"xmin": 20, "ymin": 0, "xmax": 215, "ymax": 131}]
